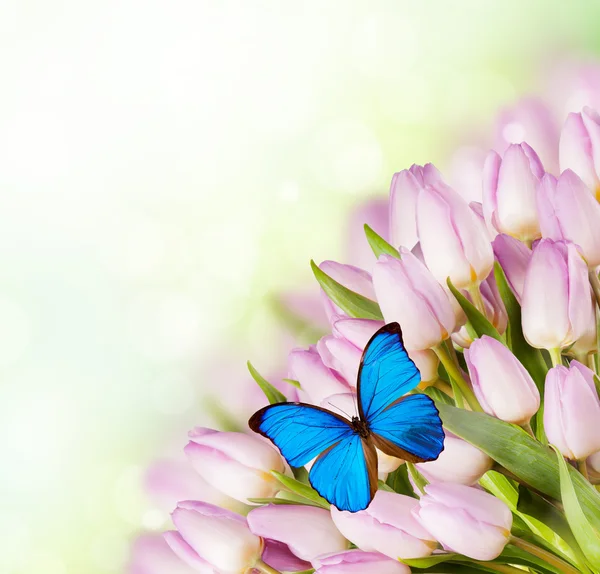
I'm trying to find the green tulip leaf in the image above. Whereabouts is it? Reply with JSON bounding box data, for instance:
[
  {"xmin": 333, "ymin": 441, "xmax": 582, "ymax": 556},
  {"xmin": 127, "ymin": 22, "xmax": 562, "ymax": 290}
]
[
  {"xmin": 401, "ymin": 554, "xmax": 460, "ymax": 568},
  {"xmin": 310, "ymin": 260, "xmax": 384, "ymax": 320},
  {"xmin": 446, "ymin": 278, "xmax": 503, "ymax": 343},
  {"xmin": 479, "ymin": 470, "xmax": 519, "ymax": 510},
  {"xmin": 551, "ymin": 445, "xmax": 600, "ymax": 569},
  {"xmin": 271, "ymin": 470, "xmax": 330, "ymax": 509},
  {"xmin": 282, "ymin": 378, "xmax": 302, "ymax": 389},
  {"xmin": 436, "ymin": 403, "xmax": 600, "ymax": 526},
  {"xmin": 377, "ymin": 479, "xmax": 395, "ymax": 493},
  {"xmin": 364, "ymin": 224, "xmax": 400, "ymax": 259},
  {"xmin": 291, "ymin": 465, "xmax": 309, "ymax": 483},
  {"xmin": 247, "ymin": 497, "xmax": 304, "ymax": 506},
  {"xmin": 247, "ymin": 361, "xmax": 287, "ymax": 404},
  {"xmin": 386, "ymin": 463, "xmax": 417, "ymax": 498},
  {"xmin": 423, "ymin": 385, "xmax": 455, "ymax": 406}
]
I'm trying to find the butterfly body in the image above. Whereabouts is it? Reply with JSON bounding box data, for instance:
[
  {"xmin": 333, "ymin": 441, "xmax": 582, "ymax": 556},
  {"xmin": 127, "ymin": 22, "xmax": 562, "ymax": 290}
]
[{"xmin": 249, "ymin": 322, "xmax": 445, "ymax": 512}]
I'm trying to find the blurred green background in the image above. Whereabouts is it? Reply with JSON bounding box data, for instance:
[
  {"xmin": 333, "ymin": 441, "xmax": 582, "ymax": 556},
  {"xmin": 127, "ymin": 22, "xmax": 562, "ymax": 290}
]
[{"xmin": 2, "ymin": 1, "xmax": 600, "ymax": 572}]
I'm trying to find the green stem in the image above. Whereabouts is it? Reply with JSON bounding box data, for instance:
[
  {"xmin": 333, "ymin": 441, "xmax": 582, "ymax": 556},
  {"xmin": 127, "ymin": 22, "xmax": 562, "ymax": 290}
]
[
  {"xmin": 578, "ymin": 459, "xmax": 590, "ymax": 481},
  {"xmin": 254, "ymin": 559, "xmax": 282, "ymax": 574},
  {"xmin": 468, "ymin": 284, "xmax": 486, "ymax": 314},
  {"xmin": 510, "ymin": 536, "xmax": 582, "ymax": 574},
  {"xmin": 585, "ymin": 352, "xmax": 598, "ymax": 375},
  {"xmin": 521, "ymin": 420, "xmax": 535, "ymax": 438},
  {"xmin": 549, "ymin": 347, "xmax": 563, "ymax": 367},
  {"xmin": 484, "ymin": 565, "xmax": 531, "ymax": 574},
  {"xmin": 589, "ymin": 269, "xmax": 600, "ymax": 309},
  {"xmin": 434, "ymin": 344, "xmax": 483, "ymax": 412},
  {"xmin": 406, "ymin": 462, "xmax": 428, "ymax": 495}
]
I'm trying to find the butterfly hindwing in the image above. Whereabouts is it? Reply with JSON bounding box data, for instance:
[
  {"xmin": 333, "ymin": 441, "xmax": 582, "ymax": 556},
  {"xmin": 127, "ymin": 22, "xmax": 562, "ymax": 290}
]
[
  {"xmin": 249, "ymin": 402, "xmax": 377, "ymax": 511},
  {"xmin": 358, "ymin": 322, "xmax": 444, "ymax": 463},
  {"xmin": 309, "ymin": 433, "xmax": 377, "ymax": 512}
]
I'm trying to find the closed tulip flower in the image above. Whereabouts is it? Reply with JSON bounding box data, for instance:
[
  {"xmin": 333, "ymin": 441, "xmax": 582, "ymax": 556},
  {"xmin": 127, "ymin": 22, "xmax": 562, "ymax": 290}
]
[
  {"xmin": 521, "ymin": 239, "xmax": 594, "ymax": 350},
  {"xmin": 129, "ymin": 533, "xmax": 201, "ymax": 574},
  {"xmin": 373, "ymin": 251, "xmax": 456, "ymax": 350},
  {"xmin": 314, "ymin": 550, "xmax": 410, "ymax": 574},
  {"xmin": 465, "ymin": 336, "xmax": 540, "ymax": 425},
  {"xmin": 416, "ymin": 483, "xmax": 512, "ymax": 561},
  {"xmin": 289, "ymin": 347, "xmax": 350, "ymax": 404},
  {"xmin": 389, "ymin": 163, "xmax": 442, "ymax": 250},
  {"xmin": 537, "ymin": 170, "xmax": 600, "ymax": 267},
  {"xmin": 247, "ymin": 505, "xmax": 348, "ymax": 562},
  {"xmin": 417, "ymin": 435, "xmax": 493, "ymax": 485},
  {"xmin": 559, "ymin": 107, "xmax": 600, "ymax": 199},
  {"xmin": 482, "ymin": 143, "xmax": 545, "ymax": 241},
  {"xmin": 330, "ymin": 491, "xmax": 437, "ymax": 560},
  {"xmin": 544, "ymin": 361, "xmax": 600, "ymax": 460},
  {"xmin": 494, "ymin": 98, "xmax": 560, "ymax": 174},
  {"xmin": 167, "ymin": 501, "xmax": 261, "ymax": 573},
  {"xmin": 184, "ymin": 428, "xmax": 285, "ymax": 504},
  {"xmin": 417, "ymin": 181, "xmax": 494, "ymax": 288},
  {"xmin": 492, "ymin": 234, "xmax": 532, "ymax": 303}
]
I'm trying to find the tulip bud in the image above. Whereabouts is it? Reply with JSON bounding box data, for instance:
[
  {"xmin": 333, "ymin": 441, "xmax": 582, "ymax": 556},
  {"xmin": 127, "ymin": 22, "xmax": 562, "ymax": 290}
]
[
  {"xmin": 129, "ymin": 533, "xmax": 200, "ymax": 574},
  {"xmin": 345, "ymin": 198, "xmax": 389, "ymax": 269},
  {"xmin": 313, "ymin": 550, "xmax": 410, "ymax": 574},
  {"xmin": 544, "ymin": 361, "xmax": 600, "ymax": 460},
  {"xmin": 449, "ymin": 146, "xmax": 487, "ymax": 204},
  {"xmin": 247, "ymin": 505, "xmax": 348, "ymax": 561},
  {"xmin": 373, "ymin": 250, "xmax": 457, "ymax": 350},
  {"xmin": 262, "ymin": 539, "xmax": 312, "ymax": 573},
  {"xmin": 317, "ymin": 334, "xmax": 363, "ymax": 385},
  {"xmin": 464, "ymin": 336, "xmax": 540, "ymax": 425},
  {"xmin": 482, "ymin": 143, "xmax": 545, "ymax": 242},
  {"xmin": 416, "ymin": 483, "xmax": 512, "ymax": 561},
  {"xmin": 417, "ymin": 181, "xmax": 494, "ymax": 288},
  {"xmin": 537, "ymin": 170, "xmax": 600, "ymax": 267},
  {"xmin": 389, "ymin": 164, "xmax": 442, "ymax": 250},
  {"xmin": 494, "ymin": 98, "xmax": 560, "ymax": 174},
  {"xmin": 289, "ymin": 347, "xmax": 350, "ymax": 405},
  {"xmin": 319, "ymin": 261, "xmax": 376, "ymax": 321},
  {"xmin": 330, "ymin": 491, "xmax": 437, "ymax": 560},
  {"xmin": 492, "ymin": 234, "xmax": 532, "ymax": 304},
  {"xmin": 168, "ymin": 501, "xmax": 262, "ymax": 573},
  {"xmin": 417, "ymin": 435, "xmax": 493, "ymax": 485},
  {"xmin": 184, "ymin": 428, "xmax": 285, "ymax": 504},
  {"xmin": 559, "ymin": 107, "xmax": 600, "ymax": 199},
  {"xmin": 521, "ymin": 239, "xmax": 594, "ymax": 350},
  {"xmin": 452, "ymin": 273, "xmax": 508, "ymax": 348}
]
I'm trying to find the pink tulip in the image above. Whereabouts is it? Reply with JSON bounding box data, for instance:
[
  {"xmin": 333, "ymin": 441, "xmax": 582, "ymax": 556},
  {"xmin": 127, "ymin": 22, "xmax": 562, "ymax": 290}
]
[
  {"xmin": 345, "ymin": 198, "xmax": 389, "ymax": 269},
  {"xmin": 389, "ymin": 164, "xmax": 442, "ymax": 250},
  {"xmin": 168, "ymin": 501, "xmax": 262, "ymax": 573},
  {"xmin": 288, "ymin": 347, "xmax": 351, "ymax": 404},
  {"xmin": 449, "ymin": 146, "xmax": 487, "ymax": 203},
  {"xmin": 492, "ymin": 234, "xmax": 532, "ymax": 304},
  {"xmin": 317, "ymin": 334, "xmax": 363, "ymax": 385},
  {"xmin": 416, "ymin": 483, "xmax": 512, "ymax": 560},
  {"xmin": 144, "ymin": 458, "xmax": 232, "ymax": 513},
  {"xmin": 184, "ymin": 428, "xmax": 285, "ymax": 503},
  {"xmin": 318, "ymin": 261, "xmax": 376, "ymax": 321},
  {"xmin": 537, "ymin": 170, "xmax": 600, "ymax": 267},
  {"xmin": 129, "ymin": 533, "xmax": 201, "ymax": 574},
  {"xmin": 247, "ymin": 504, "xmax": 348, "ymax": 561},
  {"xmin": 521, "ymin": 239, "xmax": 594, "ymax": 350},
  {"xmin": 417, "ymin": 181, "xmax": 494, "ymax": 288},
  {"xmin": 494, "ymin": 98, "xmax": 559, "ymax": 174},
  {"xmin": 544, "ymin": 361, "xmax": 600, "ymax": 460},
  {"xmin": 559, "ymin": 107, "xmax": 600, "ymax": 199},
  {"xmin": 262, "ymin": 539, "xmax": 312, "ymax": 573},
  {"xmin": 373, "ymin": 250, "xmax": 456, "ymax": 350},
  {"xmin": 330, "ymin": 491, "xmax": 437, "ymax": 560},
  {"xmin": 465, "ymin": 336, "xmax": 540, "ymax": 424},
  {"xmin": 483, "ymin": 143, "xmax": 545, "ymax": 242},
  {"xmin": 417, "ymin": 435, "xmax": 493, "ymax": 485},
  {"xmin": 313, "ymin": 550, "xmax": 410, "ymax": 574}
]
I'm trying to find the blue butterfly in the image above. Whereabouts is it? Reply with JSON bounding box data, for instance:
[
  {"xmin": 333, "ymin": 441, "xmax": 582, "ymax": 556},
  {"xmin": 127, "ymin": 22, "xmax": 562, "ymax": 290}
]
[{"xmin": 249, "ymin": 322, "xmax": 445, "ymax": 512}]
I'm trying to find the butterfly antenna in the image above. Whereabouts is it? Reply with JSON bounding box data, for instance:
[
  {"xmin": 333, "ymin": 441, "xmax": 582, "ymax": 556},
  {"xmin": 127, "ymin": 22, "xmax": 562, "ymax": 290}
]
[{"xmin": 327, "ymin": 402, "xmax": 353, "ymax": 419}]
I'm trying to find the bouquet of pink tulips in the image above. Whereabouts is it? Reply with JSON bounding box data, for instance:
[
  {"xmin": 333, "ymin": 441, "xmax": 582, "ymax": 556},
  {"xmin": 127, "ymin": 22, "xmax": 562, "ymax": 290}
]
[{"xmin": 150, "ymin": 102, "xmax": 600, "ymax": 573}]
